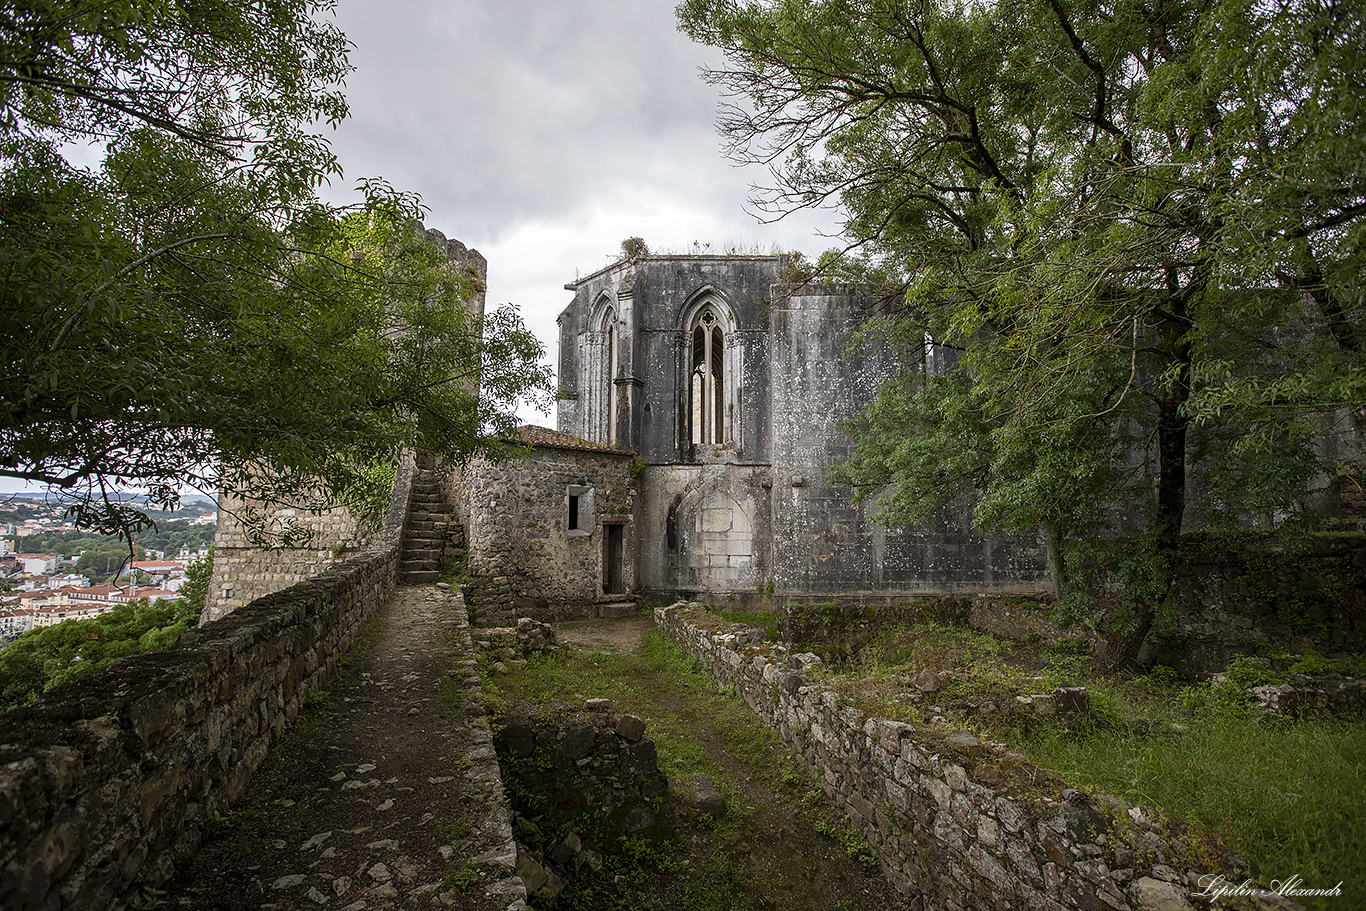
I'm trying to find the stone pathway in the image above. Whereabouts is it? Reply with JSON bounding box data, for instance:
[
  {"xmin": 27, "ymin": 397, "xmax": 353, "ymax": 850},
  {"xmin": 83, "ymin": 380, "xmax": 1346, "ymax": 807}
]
[{"xmin": 163, "ymin": 585, "xmax": 525, "ymax": 911}]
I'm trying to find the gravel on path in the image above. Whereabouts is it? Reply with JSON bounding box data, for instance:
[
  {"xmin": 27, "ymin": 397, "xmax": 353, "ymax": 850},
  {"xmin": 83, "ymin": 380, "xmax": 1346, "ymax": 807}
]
[{"xmin": 163, "ymin": 585, "xmax": 525, "ymax": 911}]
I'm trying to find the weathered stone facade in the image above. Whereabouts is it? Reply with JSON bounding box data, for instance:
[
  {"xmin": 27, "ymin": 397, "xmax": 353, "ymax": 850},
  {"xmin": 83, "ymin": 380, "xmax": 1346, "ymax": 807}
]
[
  {"xmin": 462, "ymin": 427, "xmax": 637, "ymax": 625},
  {"xmin": 556, "ymin": 255, "xmax": 1052, "ymax": 604},
  {"xmin": 656, "ymin": 603, "xmax": 1276, "ymax": 911},
  {"xmin": 203, "ymin": 487, "xmax": 372, "ymax": 622}
]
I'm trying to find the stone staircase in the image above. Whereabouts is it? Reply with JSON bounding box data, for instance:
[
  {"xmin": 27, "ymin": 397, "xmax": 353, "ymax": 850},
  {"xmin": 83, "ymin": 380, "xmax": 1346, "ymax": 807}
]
[{"xmin": 400, "ymin": 469, "xmax": 452, "ymax": 584}]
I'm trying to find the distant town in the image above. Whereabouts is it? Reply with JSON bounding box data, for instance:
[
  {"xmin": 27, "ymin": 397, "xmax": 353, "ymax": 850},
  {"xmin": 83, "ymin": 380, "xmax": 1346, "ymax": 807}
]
[{"xmin": 0, "ymin": 492, "xmax": 217, "ymax": 639}]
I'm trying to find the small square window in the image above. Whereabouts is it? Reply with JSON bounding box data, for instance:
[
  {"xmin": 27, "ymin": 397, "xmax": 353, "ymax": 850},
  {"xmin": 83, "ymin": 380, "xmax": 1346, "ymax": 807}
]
[{"xmin": 566, "ymin": 485, "xmax": 593, "ymax": 536}]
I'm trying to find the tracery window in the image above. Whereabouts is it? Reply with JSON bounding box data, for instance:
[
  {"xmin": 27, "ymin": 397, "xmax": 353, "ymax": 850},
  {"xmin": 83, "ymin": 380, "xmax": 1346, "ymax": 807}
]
[
  {"xmin": 589, "ymin": 301, "xmax": 617, "ymax": 445},
  {"xmin": 689, "ymin": 307, "xmax": 727, "ymax": 445}
]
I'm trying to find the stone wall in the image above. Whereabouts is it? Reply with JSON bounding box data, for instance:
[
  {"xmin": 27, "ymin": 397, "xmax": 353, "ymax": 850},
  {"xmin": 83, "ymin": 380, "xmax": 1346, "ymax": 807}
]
[
  {"xmin": 0, "ymin": 548, "xmax": 404, "ymax": 911},
  {"xmin": 778, "ymin": 532, "xmax": 1366, "ymax": 679},
  {"xmin": 204, "ymin": 454, "xmax": 418, "ymax": 623},
  {"xmin": 203, "ymin": 488, "xmax": 371, "ymax": 622},
  {"xmin": 1146, "ymin": 534, "xmax": 1366, "ymax": 676},
  {"xmin": 492, "ymin": 701, "xmax": 669, "ymax": 904},
  {"xmin": 778, "ymin": 596, "xmax": 1104, "ymax": 664},
  {"xmin": 462, "ymin": 440, "xmax": 636, "ymax": 626},
  {"xmin": 0, "ymin": 460, "xmax": 416, "ymax": 911},
  {"xmin": 656, "ymin": 603, "xmax": 1267, "ymax": 911}
]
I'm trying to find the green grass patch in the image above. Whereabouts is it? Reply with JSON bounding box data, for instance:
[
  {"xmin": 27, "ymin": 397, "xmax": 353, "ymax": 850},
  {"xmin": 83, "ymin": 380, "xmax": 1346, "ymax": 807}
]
[
  {"xmin": 821, "ymin": 617, "xmax": 1365, "ymax": 908},
  {"xmin": 482, "ymin": 631, "xmax": 769, "ymax": 788},
  {"xmin": 1029, "ymin": 713, "xmax": 1365, "ymax": 908},
  {"xmin": 711, "ymin": 606, "xmax": 781, "ymax": 642}
]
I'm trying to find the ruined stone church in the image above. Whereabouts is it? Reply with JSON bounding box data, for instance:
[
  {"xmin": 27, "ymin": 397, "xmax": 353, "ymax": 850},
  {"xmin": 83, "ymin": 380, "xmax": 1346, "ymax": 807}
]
[
  {"xmin": 204, "ymin": 243, "xmax": 1051, "ymax": 625},
  {"xmin": 456, "ymin": 252, "xmax": 1050, "ymax": 622}
]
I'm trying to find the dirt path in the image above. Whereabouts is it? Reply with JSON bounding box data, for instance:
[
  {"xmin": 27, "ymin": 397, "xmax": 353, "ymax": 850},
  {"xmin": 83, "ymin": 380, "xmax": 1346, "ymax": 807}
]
[
  {"xmin": 163, "ymin": 586, "xmax": 523, "ymax": 911},
  {"xmin": 486, "ymin": 613, "xmax": 912, "ymax": 911},
  {"xmin": 552, "ymin": 615, "xmax": 653, "ymax": 653}
]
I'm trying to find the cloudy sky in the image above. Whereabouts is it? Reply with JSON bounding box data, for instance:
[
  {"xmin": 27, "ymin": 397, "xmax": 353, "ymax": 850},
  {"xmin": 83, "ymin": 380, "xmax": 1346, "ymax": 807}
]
[{"xmin": 317, "ymin": 0, "xmax": 843, "ymax": 423}]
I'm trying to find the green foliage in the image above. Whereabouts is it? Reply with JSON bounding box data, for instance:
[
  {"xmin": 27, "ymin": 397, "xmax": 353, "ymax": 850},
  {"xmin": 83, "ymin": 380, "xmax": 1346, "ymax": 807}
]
[
  {"xmin": 1030, "ymin": 716, "xmax": 1366, "ymax": 909},
  {"xmin": 338, "ymin": 460, "xmax": 397, "ymax": 534},
  {"xmin": 0, "ymin": 595, "xmax": 200, "ymax": 712},
  {"xmin": 680, "ymin": 0, "xmax": 1366, "ymax": 665},
  {"xmin": 0, "ymin": 552, "xmax": 210, "ymax": 712},
  {"xmin": 125, "ymin": 885, "xmax": 168, "ymax": 910},
  {"xmin": 0, "ymin": 0, "xmax": 552, "ymax": 540}
]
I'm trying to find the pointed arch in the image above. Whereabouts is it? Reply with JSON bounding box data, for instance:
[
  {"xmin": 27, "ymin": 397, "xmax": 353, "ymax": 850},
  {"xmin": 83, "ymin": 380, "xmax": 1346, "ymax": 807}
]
[
  {"xmin": 587, "ymin": 293, "xmax": 618, "ymax": 445},
  {"xmin": 678, "ymin": 288, "xmax": 741, "ymax": 450}
]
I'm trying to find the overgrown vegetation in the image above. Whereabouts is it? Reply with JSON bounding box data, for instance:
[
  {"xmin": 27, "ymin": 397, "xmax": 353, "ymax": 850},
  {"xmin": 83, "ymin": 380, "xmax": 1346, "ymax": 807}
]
[
  {"xmin": 816, "ymin": 619, "xmax": 1366, "ymax": 908},
  {"xmin": 481, "ymin": 629, "xmax": 901, "ymax": 910},
  {"xmin": 337, "ymin": 459, "xmax": 398, "ymax": 535},
  {"xmin": 680, "ymin": 0, "xmax": 1366, "ymax": 669},
  {"xmin": 0, "ymin": 553, "xmax": 212, "ymax": 712}
]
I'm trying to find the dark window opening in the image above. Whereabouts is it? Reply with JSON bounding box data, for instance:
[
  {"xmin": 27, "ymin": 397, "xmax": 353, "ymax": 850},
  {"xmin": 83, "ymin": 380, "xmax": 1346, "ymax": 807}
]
[{"xmin": 568, "ymin": 494, "xmax": 580, "ymax": 530}]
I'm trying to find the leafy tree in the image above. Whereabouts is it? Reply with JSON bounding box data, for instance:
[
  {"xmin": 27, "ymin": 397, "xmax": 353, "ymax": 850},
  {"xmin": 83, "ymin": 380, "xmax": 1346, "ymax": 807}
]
[
  {"xmin": 0, "ymin": 0, "xmax": 552, "ymax": 540},
  {"xmin": 679, "ymin": 0, "xmax": 1365, "ymax": 665}
]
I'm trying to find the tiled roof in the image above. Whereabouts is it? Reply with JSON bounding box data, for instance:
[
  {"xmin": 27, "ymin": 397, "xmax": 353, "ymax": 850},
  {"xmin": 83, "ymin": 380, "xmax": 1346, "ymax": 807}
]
[{"xmin": 509, "ymin": 425, "xmax": 635, "ymax": 456}]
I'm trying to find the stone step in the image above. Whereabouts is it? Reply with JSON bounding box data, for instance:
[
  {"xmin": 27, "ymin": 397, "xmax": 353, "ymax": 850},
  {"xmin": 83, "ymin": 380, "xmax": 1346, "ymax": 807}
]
[
  {"xmin": 406, "ymin": 519, "xmax": 447, "ymax": 532},
  {"xmin": 403, "ymin": 569, "xmax": 441, "ymax": 583},
  {"xmin": 596, "ymin": 602, "xmax": 638, "ymax": 619},
  {"xmin": 402, "ymin": 550, "xmax": 442, "ymax": 564}
]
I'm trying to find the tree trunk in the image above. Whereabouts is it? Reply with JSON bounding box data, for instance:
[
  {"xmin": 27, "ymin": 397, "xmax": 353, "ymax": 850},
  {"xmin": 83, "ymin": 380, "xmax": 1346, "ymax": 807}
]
[{"xmin": 1105, "ymin": 296, "xmax": 1192, "ymax": 670}]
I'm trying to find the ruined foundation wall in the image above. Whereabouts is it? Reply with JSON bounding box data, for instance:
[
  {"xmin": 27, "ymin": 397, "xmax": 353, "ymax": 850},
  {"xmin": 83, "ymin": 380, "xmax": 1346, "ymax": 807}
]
[{"xmin": 656, "ymin": 603, "xmax": 1241, "ymax": 911}]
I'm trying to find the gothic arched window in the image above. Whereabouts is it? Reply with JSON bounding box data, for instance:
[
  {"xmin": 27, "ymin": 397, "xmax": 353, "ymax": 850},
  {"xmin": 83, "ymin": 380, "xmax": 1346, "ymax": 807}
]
[
  {"xmin": 589, "ymin": 300, "xmax": 617, "ymax": 445},
  {"xmin": 689, "ymin": 307, "xmax": 727, "ymax": 445}
]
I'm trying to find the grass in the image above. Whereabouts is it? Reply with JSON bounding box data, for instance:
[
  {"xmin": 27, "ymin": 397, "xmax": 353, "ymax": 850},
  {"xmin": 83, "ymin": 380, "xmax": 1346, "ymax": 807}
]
[
  {"xmin": 816, "ymin": 618, "xmax": 1366, "ymax": 909},
  {"xmin": 711, "ymin": 605, "xmax": 782, "ymax": 642},
  {"xmin": 1029, "ymin": 710, "xmax": 1366, "ymax": 908},
  {"xmin": 481, "ymin": 630, "xmax": 904, "ymax": 911},
  {"xmin": 482, "ymin": 632, "xmax": 767, "ymax": 789}
]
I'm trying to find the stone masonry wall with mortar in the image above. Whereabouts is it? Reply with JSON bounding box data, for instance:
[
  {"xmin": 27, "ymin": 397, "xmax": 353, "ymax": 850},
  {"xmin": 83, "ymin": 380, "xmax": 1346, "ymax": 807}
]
[
  {"xmin": 0, "ymin": 464, "xmax": 416, "ymax": 911},
  {"xmin": 203, "ymin": 489, "xmax": 370, "ymax": 623},
  {"xmin": 462, "ymin": 438, "xmax": 636, "ymax": 626},
  {"xmin": 656, "ymin": 603, "xmax": 1276, "ymax": 911}
]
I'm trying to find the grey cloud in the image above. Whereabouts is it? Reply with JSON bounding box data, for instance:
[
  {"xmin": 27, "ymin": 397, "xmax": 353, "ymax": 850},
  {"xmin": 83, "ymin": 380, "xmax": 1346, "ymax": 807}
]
[{"xmin": 324, "ymin": 0, "xmax": 747, "ymax": 244}]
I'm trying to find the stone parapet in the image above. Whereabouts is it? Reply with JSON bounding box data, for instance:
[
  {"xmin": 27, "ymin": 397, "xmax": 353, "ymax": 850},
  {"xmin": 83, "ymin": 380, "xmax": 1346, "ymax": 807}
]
[
  {"xmin": 655, "ymin": 602, "xmax": 1291, "ymax": 911},
  {"xmin": 0, "ymin": 547, "xmax": 403, "ymax": 911}
]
